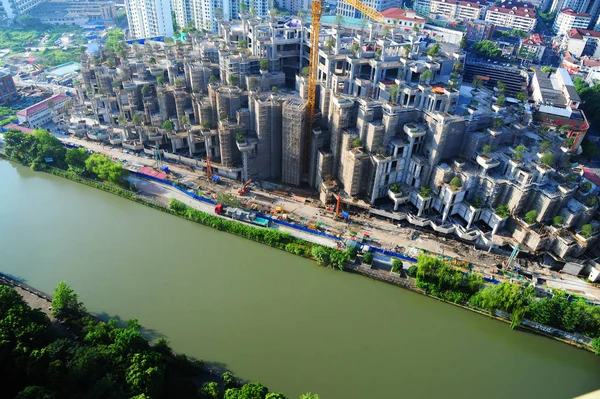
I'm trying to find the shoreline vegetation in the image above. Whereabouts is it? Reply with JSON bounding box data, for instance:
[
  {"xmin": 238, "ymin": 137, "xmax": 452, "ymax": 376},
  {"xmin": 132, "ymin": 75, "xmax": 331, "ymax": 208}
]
[
  {"xmin": 0, "ymin": 280, "xmax": 317, "ymax": 399},
  {"xmin": 2, "ymin": 129, "xmax": 600, "ymax": 357}
]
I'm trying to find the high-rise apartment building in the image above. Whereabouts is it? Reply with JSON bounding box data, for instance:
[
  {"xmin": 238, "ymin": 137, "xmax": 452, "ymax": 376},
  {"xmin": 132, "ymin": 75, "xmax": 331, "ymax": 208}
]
[
  {"xmin": 0, "ymin": 0, "xmax": 46, "ymax": 19},
  {"xmin": 550, "ymin": 0, "xmax": 600, "ymax": 27},
  {"xmin": 172, "ymin": 0, "xmax": 269, "ymax": 33},
  {"xmin": 125, "ymin": 0, "xmax": 174, "ymax": 39}
]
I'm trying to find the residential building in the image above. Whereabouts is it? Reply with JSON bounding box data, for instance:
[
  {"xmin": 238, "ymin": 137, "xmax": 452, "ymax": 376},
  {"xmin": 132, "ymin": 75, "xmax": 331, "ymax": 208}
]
[
  {"xmin": 519, "ymin": 33, "xmax": 546, "ymax": 62},
  {"xmin": 124, "ymin": 0, "xmax": 173, "ymax": 39},
  {"xmin": 16, "ymin": 94, "xmax": 71, "ymax": 128},
  {"xmin": 553, "ymin": 8, "xmax": 592, "ymax": 35},
  {"xmin": 484, "ymin": 3, "xmax": 537, "ymax": 32},
  {"xmin": 277, "ymin": 0, "xmax": 310, "ymax": 15},
  {"xmin": 0, "ymin": 68, "xmax": 17, "ymax": 104},
  {"xmin": 464, "ymin": 19, "xmax": 495, "ymax": 41},
  {"xmin": 28, "ymin": 1, "xmax": 116, "ymax": 26},
  {"xmin": 337, "ymin": 0, "xmax": 396, "ymax": 18},
  {"xmin": 429, "ymin": 0, "xmax": 488, "ymax": 20},
  {"xmin": 0, "ymin": 0, "xmax": 45, "ymax": 19},
  {"xmin": 380, "ymin": 8, "xmax": 426, "ymax": 32},
  {"xmin": 173, "ymin": 0, "xmax": 193, "ymax": 29},
  {"xmin": 415, "ymin": 0, "xmax": 432, "ymax": 15},
  {"xmin": 562, "ymin": 27, "xmax": 600, "ymax": 58},
  {"xmin": 550, "ymin": 0, "xmax": 600, "ymax": 26},
  {"xmin": 172, "ymin": 0, "xmax": 270, "ymax": 33}
]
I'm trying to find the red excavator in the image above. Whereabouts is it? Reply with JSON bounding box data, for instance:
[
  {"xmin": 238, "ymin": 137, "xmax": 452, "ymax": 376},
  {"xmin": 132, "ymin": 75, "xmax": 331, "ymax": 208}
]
[{"xmin": 238, "ymin": 179, "xmax": 253, "ymax": 195}]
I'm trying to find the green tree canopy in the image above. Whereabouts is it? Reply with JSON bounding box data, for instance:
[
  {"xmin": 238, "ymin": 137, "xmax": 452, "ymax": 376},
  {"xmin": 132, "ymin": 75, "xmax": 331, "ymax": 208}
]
[
  {"xmin": 524, "ymin": 210, "xmax": 538, "ymax": 224},
  {"xmin": 85, "ymin": 153, "xmax": 127, "ymax": 185},
  {"xmin": 52, "ymin": 281, "xmax": 86, "ymax": 322},
  {"xmin": 472, "ymin": 40, "xmax": 501, "ymax": 58}
]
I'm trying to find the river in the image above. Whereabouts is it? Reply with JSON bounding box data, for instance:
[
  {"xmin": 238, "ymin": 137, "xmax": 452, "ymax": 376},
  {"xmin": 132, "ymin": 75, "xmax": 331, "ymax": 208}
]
[{"xmin": 1, "ymin": 159, "xmax": 599, "ymax": 399}]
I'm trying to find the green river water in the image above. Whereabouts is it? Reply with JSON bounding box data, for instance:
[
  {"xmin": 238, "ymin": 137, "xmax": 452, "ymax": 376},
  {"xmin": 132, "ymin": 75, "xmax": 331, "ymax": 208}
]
[{"xmin": 1, "ymin": 160, "xmax": 600, "ymax": 399}]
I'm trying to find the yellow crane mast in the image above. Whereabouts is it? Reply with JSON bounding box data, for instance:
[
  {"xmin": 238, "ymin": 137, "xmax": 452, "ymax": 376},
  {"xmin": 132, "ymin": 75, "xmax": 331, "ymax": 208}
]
[{"xmin": 304, "ymin": 0, "xmax": 385, "ymax": 171}]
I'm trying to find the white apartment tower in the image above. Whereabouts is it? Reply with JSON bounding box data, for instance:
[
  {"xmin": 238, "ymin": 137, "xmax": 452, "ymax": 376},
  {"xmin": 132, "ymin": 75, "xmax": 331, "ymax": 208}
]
[
  {"xmin": 171, "ymin": 0, "xmax": 269, "ymax": 33},
  {"xmin": 0, "ymin": 0, "xmax": 45, "ymax": 19},
  {"xmin": 125, "ymin": 0, "xmax": 174, "ymax": 39}
]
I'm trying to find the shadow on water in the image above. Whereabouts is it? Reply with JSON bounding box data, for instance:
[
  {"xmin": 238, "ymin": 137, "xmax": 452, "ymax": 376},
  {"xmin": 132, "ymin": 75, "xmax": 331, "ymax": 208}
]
[{"xmin": 0, "ymin": 272, "xmax": 28, "ymax": 284}]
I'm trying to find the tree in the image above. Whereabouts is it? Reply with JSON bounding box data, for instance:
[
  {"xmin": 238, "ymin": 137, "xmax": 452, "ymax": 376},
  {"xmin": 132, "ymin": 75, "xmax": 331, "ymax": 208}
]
[
  {"xmin": 265, "ymin": 393, "xmax": 287, "ymax": 399},
  {"xmin": 132, "ymin": 113, "xmax": 143, "ymax": 126},
  {"xmin": 240, "ymin": 2, "xmax": 248, "ymax": 12},
  {"xmin": 259, "ymin": 59, "xmax": 269, "ymax": 71},
  {"xmin": 472, "ymin": 76, "xmax": 483, "ymax": 90},
  {"xmin": 540, "ymin": 152, "xmax": 556, "ymax": 167},
  {"xmin": 391, "ymin": 259, "xmax": 403, "ymax": 273},
  {"xmin": 85, "ymin": 154, "xmax": 127, "ymax": 185},
  {"xmin": 539, "ymin": 140, "xmax": 552, "ymax": 152},
  {"xmin": 65, "ymin": 147, "xmax": 89, "ymax": 174},
  {"xmin": 427, "ymin": 43, "xmax": 440, "ymax": 57},
  {"xmin": 581, "ymin": 224, "xmax": 594, "ymax": 239},
  {"xmin": 389, "ymin": 84, "xmax": 399, "ymax": 104},
  {"xmin": 524, "ymin": 210, "xmax": 538, "ymax": 224},
  {"xmin": 271, "ymin": 86, "xmax": 278, "ymax": 93},
  {"xmin": 208, "ymin": 75, "xmax": 218, "ymax": 84},
  {"xmin": 311, "ymin": 246, "xmax": 331, "ymax": 266},
  {"xmin": 238, "ymin": 39, "xmax": 247, "ymax": 49},
  {"xmin": 141, "ymin": 85, "xmax": 151, "ymax": 96},
  {"xmin": 301, "ymin": 67, "xmax": 309, "ymax": 77},
  {"xmin": 419, "ymin": 186, "xmax": 432, "ymax": 198},
  {"xmin": 402, "ymin": 44, "xmax": 411, "ymax": 57},
  {"xmin": 350, "ymin": 43, "xmax": 360, "ymax": 57},
  {"xmin": 375, "ymin": 48, "xmax": 382, "ymax": 59},
  {"xmin": 420, "ymin": 69, "xmax": 433, "ymax": 84},
  {"xmin": 162, "ymin": 120, "xmax": 174, "ymax": 131},
  {"xmin": 541, "ymin": 66, "xmax": 555, "ymax": 73},
  {"xmin": 482, "ymin": 144, "xmax": 492, "ymax": 155},
  {"xmin": 459, "ymin": 36, "xmax": 468, "ymax": 50},
  {"xmin": 496, "ymin": 80, "xmax": 505, "ymax": 94},
  {"xmin": 149, "ymin": 57, "xmax": 156, "ymax": 64},
  {"xmin": 450, "ymin": 177, "xmax": 462, "ymax": 189},
  {"xmin": 516, "ymin": 91, "xmax": 527, "ymax": 102},
  {"xmin": 472, "ymin": 40, "xmax": 501, "ymax": 58},
  {"xmin": 157, "ymin": 76, "xmax": 165, "ymax": 85},
  {"xmin": 351, "ymin": 138, "xmax": 361, "ymax": 148},
  {"xmin": 513, "ymin": 144, "xmax": 526, "ymax": 161},
  {"xmin": 553, "ymin": 215, "xmax": 564, "ymax": 227},
  {"xmin": 496, "ymin": 204, "xmax": 510, "ymax": 218},
  {"xmin": 335, "ymin": 13, "xmax": 343, "ymax": 27},
  {"xmin": 496, "ymin": 95, "xmax": 505, "ymax": 107},
  {"xmin": 299, "ymin": 393, "xmax": 320, "ymax": 399},
  {"xmin": 582, "ymin": 181, "xmax": 593, "ymax": 192},
  {"xmin": 229, "ymin": 75, "xmax": 239, "ymax": 86},
  {"xmin": 491, "ymin": 118, "xmax": 504, "ymax": 129},
  {"xmin": 52, "ymin": 281, "xmax": 85, "ymax": 322},
  {"xmin": 581, "ymin": 139, "xmax": 600, "ymax": 160},
  {"xmin": 201, "ymin": 382, "xmax": 220, "ymax": 399},
  {"xmin": 363, "ymin": 252, "xmax": 373, "ymax": 264},
  {"xmin": 215, "ymin": 193, "xmax": 242, "ymax": 208}
]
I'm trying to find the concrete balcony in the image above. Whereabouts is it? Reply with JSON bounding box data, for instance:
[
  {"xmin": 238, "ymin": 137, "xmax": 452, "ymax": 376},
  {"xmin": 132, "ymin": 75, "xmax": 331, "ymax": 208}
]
[
  {"xmin": 148, "ymin": 133, "xmax": 164, "ymax": 142},
  {"xmin": 87, "ymin": 131, "xmax": 108, "ymax": 141},
  {"xmin": 149, "ymin": 67, "xmax": 164, "ymax": 77},
  {"xmin": 123, "ymin": 140, "xmax": 144, "ymax": 151},
  {"xmin": 404, "ymin": 123, "xmax": 426, "ymax": 138},
  {"xmin": 476, "ymin": 154, "xmax": 500, "ymax": 170},
  {"xmin": 109, "ymin": 135, "xmax": 122, "ymax": 145},
  {"xmin": 122, "ymin": 82, "xmax": 137, "ymax": 92}
]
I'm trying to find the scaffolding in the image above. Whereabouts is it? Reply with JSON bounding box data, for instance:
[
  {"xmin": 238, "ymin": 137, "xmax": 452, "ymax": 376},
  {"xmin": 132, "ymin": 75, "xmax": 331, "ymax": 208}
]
[{"xmin": 282, "ymin": 99, "xmax": 306, "ymax": 185}]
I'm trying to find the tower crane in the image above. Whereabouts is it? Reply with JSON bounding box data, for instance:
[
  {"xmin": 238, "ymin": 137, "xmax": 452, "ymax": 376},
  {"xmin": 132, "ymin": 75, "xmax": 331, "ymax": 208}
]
[{"xmin": 304, "ymin": 0, "xmax": 385, "ymax": 170}]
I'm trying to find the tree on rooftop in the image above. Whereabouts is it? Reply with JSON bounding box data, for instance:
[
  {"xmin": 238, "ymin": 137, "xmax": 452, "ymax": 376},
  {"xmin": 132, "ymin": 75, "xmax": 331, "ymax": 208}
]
[
  {"xmin": 482, "ymin": 144, "xmax": 492, "ymax": 155},
  {"xmin": 582, "ymin": 181, "xmax": 593, "ymax": 192},
  {"xmin": 259, "ymin": 59, "xmax": 269, "ymax": 71},
  {"xmin": 496, "ymin": 95, "xmax": 505, "ymax": 107},
  {"xmin": 540, "ymin": 152, "xmax": 556, "ymax": 167},
  {"xmin": 491, "ymin": 117, "xmax": 504, "ymax": 129},
  {"xmin": 524, "ymin": 210, "xmax": 538, "ymax": 224},
  {"xmin": 469, "ymin": 99, "xmax": 479, "ymax": 108},
  {"xmin": 420, "ymin": 70, "xmax": 433, "ymax": 84},
  {"xmin": 351, "ymin": 43, "xmax": 360, "ymax": 57},
  {"xmin": 335, "ymin": 13, "xmax": 343, "ymax": 27},
  {"xmin": 516, "ymin": 91, "xmax": 527, "ymax": 102},
  {"xmin": 459, "ymin": 36, "xmax": 468, "ymax": 50},
  {"xmin": 214, "ymin": 7, "xmax": 223, "ymax": 18},
  {"xmin": 240, "ymin": 2, "xmax": 247, "ymax": 12},
  {"xmin": 587, "ymin": 196, "xmax": 598, "ymax": 207},
  {"xmin": 496, "ymin": 204, "xmax": 510, "ymax": 218},
  {"xmin": 149, "ymin": 57, "xmax": 156, "ymax": 64},
  {"xmin": 228, "ymin": 75, "xmax": 239, "ymax": 86},
  {"xmin": 389, "ymin": 84, "xmax": 399, "ymax": 104},
  {"xmin": 472, "ymin": 197, "xmax": 483, "ymax": 208},
  {"xmin": 351, "ymin": 138, "xmax": 362, "ymax": 148},
  {"xmin": 450, "ymin": 177, "xmax": 463, "ymax": 189},
  {"xmin": 141, "ymin": 85, "xmax": 151, "ymax": 97},
  {"xmin": 496, "ymin": 80, "xmax": 505, "ymax": 94},
  {"xmin": 427, "ymin": 43, "xmax": 440, "ymax": 57},
  {"xmin": 375, "ymin": 48, "xmax": 382, "ymax": 60},
  {"xmin": 390, "ymin": 182, "xmax": 401, "ymax": 193},
  {"xmin": 541, "ymin": 66, "xmax": 555, "ymax": 73},
  {"xmin": 162, "ymin": 120, "xmax": 174, "ymax": 131},
  {"xmin": 553, "ymin": 215, "xmax": 564, "ymax": 227},
  {"xmin": 132, "ymin": 113, "xmax": 143, "ymax": 126},
  {"xmin": 325, "ymin": 38, "xmax": 335, "ymax": 52},
  {"xmin": 539, "ymin": 139, "xmax": 552, "ymax": 152},
  {"xmin": 581, "ymin": 224, "xmax": 594, "ymax": 239},
  {"xmin": 402, "ymin": 44, "xmax": 411, "ymax": 57},
  {"xmin": 472, "ymin": 40, "xmax": 501, "ymax": 58},
  {"xmin": 271, "ymin": 86, "xmax": 278, "ymax": 93},
  {"xmin": 514, "ymin": 144, "xmax": 526, "ymax": 161},
  {"xmin": 472, "ymin": 76, "xmax": 483, "ymax": 90},
  {"xmin": 419, "ymin": 186, "xmax": 432, "ymax": 198},
  {"xmin": 208, "ymin": 75, "xmax": 218, "ymax": 84}
]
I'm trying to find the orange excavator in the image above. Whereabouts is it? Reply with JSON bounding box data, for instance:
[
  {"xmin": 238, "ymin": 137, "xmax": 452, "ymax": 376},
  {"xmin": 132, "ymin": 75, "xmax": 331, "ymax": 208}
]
[{"xmin": 238, "ymin": 179, "xmax": 253, "ymax": 195}]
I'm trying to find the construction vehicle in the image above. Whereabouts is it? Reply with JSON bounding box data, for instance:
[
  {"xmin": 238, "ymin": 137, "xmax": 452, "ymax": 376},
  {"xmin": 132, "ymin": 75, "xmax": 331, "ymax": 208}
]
[
  {"xmin": 304, "ymin": 0, "xmax": 384, "ymax": 171},
  {"xmin": 334, "ymin": 193, "xmax": 349, "ymax": 220},
  {"xmin": 238, "ymin": 179, "xmax": 253, "ymax": 195}
]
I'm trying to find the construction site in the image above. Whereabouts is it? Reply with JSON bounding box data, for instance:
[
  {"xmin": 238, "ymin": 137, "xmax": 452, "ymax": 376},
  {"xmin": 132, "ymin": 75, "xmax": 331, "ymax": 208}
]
[{"xmin": 64, "ymin": 3, "xmax": 600, "ymax": 281}]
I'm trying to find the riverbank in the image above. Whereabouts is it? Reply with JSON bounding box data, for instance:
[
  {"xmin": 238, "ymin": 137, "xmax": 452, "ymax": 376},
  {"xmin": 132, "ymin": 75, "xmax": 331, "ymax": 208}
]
[{"xmin": 1, "ymin": 151, "xmax": 597, "ymax": 355}]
